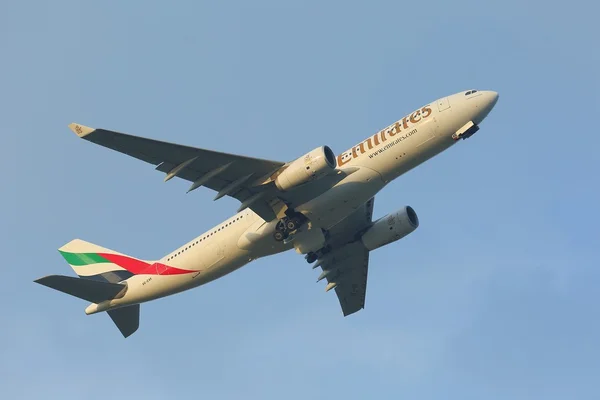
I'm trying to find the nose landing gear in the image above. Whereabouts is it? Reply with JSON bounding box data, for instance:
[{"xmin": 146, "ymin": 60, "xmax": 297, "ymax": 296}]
[{"xmin": 452, "ymin": 121, "xmax": 479, "ymax": 140}]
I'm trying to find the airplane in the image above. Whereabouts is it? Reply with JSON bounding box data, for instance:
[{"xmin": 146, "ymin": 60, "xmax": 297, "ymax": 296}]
[{"xmin": 35, "ymin": 89, "xmax": 499, "ymax": 337}]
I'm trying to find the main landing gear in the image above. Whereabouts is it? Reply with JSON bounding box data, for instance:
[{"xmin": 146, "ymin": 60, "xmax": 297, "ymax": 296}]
[
  {"xmin": 273, "ymin": 213, "xmax": 306, "ymax": 242},
  {"xmin": 305, "ymin": 245, "xmax": 331, "ymax": 264},
  {"xmin": 305, "ymin": 252, "xmax": 318, "ymax": 264}
]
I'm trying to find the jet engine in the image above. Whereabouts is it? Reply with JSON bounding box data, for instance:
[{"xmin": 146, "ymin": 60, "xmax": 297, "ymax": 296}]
[
  {"xmin": 360, "ymin": 206, "xmax": 419, "ymax": 251},
  {"xmin": 275, "ymin": 146, "xmax": 337, "ymax": 191}
]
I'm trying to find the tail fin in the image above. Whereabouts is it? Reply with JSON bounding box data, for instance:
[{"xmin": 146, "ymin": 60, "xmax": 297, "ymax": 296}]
[
  {"xmin": 58, "ymin": 239, "xmax": 152, "ymax": 284},
  {"xmin": 35, "ymin": 275, "xmax": 140, "ymax": 337},
  {"xmin": 34, "ymin": 239, "xmax": 150, "ymax": 338}
]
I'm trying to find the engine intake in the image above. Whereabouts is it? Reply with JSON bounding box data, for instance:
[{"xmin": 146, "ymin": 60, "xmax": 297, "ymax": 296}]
[
  {"xmin": 361, "ymin": 206, "xmax": 419, "ymax": 251},
  {"xmin": 275, "ymin": 146, "xmax": 336, "ymax": 191}
]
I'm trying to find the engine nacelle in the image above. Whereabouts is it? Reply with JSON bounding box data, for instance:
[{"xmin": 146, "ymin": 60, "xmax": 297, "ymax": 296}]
[
  {"xmin": 360, "ymin": 206, "xmax": 419, "ymax": 251},
  {"xmin": 275, "ymin": 146, "xmax": 337, "ymax": 191}
]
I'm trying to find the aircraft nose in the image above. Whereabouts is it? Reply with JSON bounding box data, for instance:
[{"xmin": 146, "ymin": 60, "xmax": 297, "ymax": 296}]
[
  {"xmin": 473, "ymin": 90, "xmax": 499, "ymax": 124},
  {"xmin": 487, "ymin": 91, "xmax": 499, "ymax": 108}
]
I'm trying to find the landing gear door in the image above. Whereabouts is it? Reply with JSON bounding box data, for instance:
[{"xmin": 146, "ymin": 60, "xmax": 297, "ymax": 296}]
[{"xmin": 437, "ymin": 97, "xmax": 450, "ymax": 112}]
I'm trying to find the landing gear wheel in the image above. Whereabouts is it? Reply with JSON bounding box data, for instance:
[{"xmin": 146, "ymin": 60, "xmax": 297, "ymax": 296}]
[
  {"xmin": 273, "ymin": 231, "xmax": 285, "ymax": 242},
  {"xmin": 275, "ymin": 220, "xmax": 286, "ymax": 232},
  {"xmin": 305, "ymin": 252, "xmax": 318, "ymax": 264},
  {"xmin": 286, "ymin": 219, "xmax": 299, "ymax": 231}
]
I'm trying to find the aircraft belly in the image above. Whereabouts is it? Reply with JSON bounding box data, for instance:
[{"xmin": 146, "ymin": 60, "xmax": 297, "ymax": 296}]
[
  {"xmin": 237, "ymin": 219, "xmax": 274, "ymax": 250},
  {"xmin": 237, "ymin": 216, "xmax": 293, "ymax": 256},
  {"xmin": 195, "ymin": 250, "xmax": 250, "ymax": 284},
  {"xmin": 297, "ymin": 167, "xmax": 385, "ymax": 229}
]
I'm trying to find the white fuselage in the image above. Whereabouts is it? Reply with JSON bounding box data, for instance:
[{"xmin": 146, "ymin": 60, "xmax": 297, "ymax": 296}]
[{"xmin": 94, "ymin": 90, "xmax": 498, "ymax": 312}]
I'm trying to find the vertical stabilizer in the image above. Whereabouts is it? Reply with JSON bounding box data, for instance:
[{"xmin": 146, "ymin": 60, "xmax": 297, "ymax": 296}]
[
  {"xmin": 58, "ymin": 239, "xmax": 152, "ymax": 283},
  {"xmin": 108, "ymin": 305, "xmax": 140, "ymax": 338}
]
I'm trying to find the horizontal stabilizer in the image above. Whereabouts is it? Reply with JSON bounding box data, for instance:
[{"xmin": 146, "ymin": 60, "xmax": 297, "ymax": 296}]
[
  {"xmin": 34, "ymin": 275, "xmax": 126, "ymax": 303},
  {"xmin": 108, "ymin": 305, "xmax": 140, "ymax": 338}
]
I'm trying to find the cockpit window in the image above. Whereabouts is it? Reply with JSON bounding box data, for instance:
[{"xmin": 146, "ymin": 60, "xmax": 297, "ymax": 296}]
[{"xmin": 465, "ymin": 89, "xmax": 478, "ymax": 96}]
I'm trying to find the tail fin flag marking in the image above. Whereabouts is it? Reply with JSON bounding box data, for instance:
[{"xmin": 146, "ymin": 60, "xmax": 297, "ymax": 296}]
[{"xmin": 58, "ymin": 239, "xmax": 196, "ymax": 281}]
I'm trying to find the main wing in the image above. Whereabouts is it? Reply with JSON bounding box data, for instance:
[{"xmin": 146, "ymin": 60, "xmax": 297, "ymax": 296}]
[
  {"xmin": 316, "ymin": 241, "xmax": 370, "ymax": 316},
  {"xmin": 313, "ymin": 197, "xmax": 375, "ymax": 316},
  {"xmin": 69, "ymin": 123, "xmax": 286, "ymax": 221}
]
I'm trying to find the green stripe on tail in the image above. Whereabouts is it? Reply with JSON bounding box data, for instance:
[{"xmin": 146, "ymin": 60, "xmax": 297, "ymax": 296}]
[{"xmin": 58, "ymin": 251, "xmax": 110, "ymax": 266}]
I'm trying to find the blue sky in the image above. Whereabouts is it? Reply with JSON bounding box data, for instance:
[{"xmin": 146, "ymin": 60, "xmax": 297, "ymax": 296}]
[{"xmin": 2, "ymin": 0, "xmax": 599, "ymax": 398}]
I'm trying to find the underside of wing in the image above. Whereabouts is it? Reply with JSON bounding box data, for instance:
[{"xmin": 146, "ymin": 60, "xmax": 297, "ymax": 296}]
[
  {"xmin": 315, "ymin": 241, "xmax": 370, "ymax": 316},
  {"xmin": 69, "ymin": 123, "xmax": 286, "ymax": 220},
  {"xmin": 312, "ymin": 198, "xmax": 376, "ymax": 316},
  {"xmin": 326, "ymin": 197, "xmax": 375, "ymax": 248}
]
